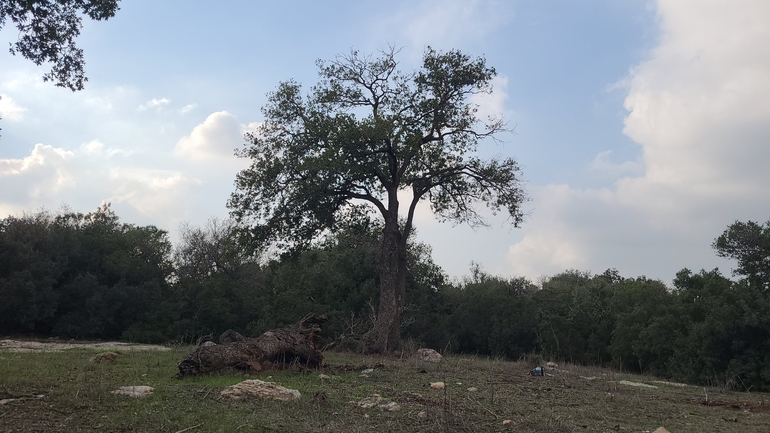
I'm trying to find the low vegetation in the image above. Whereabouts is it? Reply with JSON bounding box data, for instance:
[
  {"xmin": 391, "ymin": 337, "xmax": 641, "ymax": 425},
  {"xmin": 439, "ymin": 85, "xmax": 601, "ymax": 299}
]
[{"xmin": 1, "ymin": 345, "xmax": 768, "ymax": 432}]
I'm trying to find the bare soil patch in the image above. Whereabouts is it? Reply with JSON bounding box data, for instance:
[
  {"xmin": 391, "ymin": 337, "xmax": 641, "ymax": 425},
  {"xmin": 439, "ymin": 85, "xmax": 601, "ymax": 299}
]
[{"xmin": 0, "ymin": 339, "xmax": 170, "ymax": 353}]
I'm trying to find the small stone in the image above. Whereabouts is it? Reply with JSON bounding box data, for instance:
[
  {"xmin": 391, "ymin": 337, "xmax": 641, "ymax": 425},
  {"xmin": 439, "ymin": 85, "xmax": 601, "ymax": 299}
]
[
  {"xmin": 362, "ymin": 368, "xmax": 374, "ymax": 374},
  {"xmin": 201, "ymin": 341, "xmax": 216, "ymax": 347},
  {"xmin": 356, "ymin": 394, "xmax": 384, "ymax": 408},
  {"xmin": 546, "ymin": 361, "xmax": 558, "ymax": 369},
  {"xmin": 430, "ymin": 382, "xmax": 445, "ymax": 390},
  {"xmin": 503, "ymin": 419, "xmax": 514, "ymax": 426},
  {"xmin": 220, "ymin": 380, "xmax": 300, "ymax": 401},
  {"xmin": 318, "ymin": 373, "xmax": 330, "ymax": 380},
  {"xmin": 364, "ymin": 414, "xmax": 370, "ymax": 418},
  {"xmin": 417, "ymin": 410, "xmax": 428, "ymax": 420},
  {"xmin": 652, "ymin": 428, "xmax": 670, "ymax": 433},
  {"xmin": 90, "ymin": 352, "xmax": 119, "ymax": 363},
  {"xmin": 467, "ymin": 387, "xmax": 478, "ymax": 392},
  {"xmin": 379, "ymin": 401, "xmax": 401, "ymax": 412},
  {"xmin": 112, "ymin": 386, "xmax": 154, "ymax": 397}
]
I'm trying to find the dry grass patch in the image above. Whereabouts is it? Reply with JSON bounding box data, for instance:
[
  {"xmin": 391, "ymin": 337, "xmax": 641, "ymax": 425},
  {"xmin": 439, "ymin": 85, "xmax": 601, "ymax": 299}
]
[{"xmin": 0, "ymin": 343, "xmax": 768, "ymax": 432}]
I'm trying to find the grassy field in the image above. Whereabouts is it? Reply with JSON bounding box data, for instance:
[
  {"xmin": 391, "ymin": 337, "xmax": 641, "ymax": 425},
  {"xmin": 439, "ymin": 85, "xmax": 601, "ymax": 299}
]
[{"xmin": 1, "ymin": 343, "xmax": 768, "ymax": 432}]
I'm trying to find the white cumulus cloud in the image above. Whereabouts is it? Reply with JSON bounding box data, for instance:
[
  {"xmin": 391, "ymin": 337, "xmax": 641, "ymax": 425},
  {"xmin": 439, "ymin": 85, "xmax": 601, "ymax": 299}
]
[
  {"xmin": 174, "ymin": 111, "xmax": 257, "ymax": 165},
  {"xmin": 0, "ymin": 94, "xmax": 27, "ymax": 121},
  {"xmin": 506, "ymin": 0, "xmax": 770, "ymax": 281},
  {"xmin": 0, "ymin": 144, "xmax": 76, "ymax": 200}
]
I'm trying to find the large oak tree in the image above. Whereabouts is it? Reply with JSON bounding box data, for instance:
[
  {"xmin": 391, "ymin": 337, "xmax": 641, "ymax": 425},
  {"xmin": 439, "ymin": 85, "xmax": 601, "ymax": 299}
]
[
  {"xmin": 0, "ymin": 0, "xmax": 121, "ymax": 91},
  {"xmin": 229, "ymin": 48, "xmax": 527, "ymax": 352}
]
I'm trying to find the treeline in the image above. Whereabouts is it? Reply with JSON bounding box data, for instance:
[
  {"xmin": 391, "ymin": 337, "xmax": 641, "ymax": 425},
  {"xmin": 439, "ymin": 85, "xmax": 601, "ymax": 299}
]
[{"xmin": 1, "ymin": 205, "xmax": 769, "ymax": 391}]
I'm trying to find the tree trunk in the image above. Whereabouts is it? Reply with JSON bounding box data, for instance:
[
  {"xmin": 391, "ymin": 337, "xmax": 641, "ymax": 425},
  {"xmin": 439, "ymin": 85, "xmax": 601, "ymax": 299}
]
[
  {"xmin": 176, "ymin": 314, "xmax": 327, "ymax": 377},
  {"xmin": 365, "ymin": 220, "xmax": 408, "ymax": 353}
]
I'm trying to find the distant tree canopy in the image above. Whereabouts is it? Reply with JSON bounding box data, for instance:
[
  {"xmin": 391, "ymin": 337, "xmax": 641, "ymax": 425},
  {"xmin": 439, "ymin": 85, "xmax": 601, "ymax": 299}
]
[
  {"xmin": 713, "ymin": 219, "xmax": 770, "ymax": 290},
  {"xmin": 0, "ymin": 204, "xmax": 172, "ymax": 339},
  {"xmin": 2, "ymin": 205, "xmax": 768, "ymax": 390},
  {"xmin": 0, "ymin": 0, "xmax": 121, "ymax": 91},
  {"xmin": 229, "ymin": 47, "xmax": 527, "ymax": 353}
]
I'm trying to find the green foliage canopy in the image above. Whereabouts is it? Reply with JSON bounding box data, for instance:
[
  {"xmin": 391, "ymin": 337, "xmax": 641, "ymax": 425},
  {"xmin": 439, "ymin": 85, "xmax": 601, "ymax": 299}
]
[
  {"xmin": 229, "ymin": 47, "xmax": 526, "ymax": 248},
  {"xmin": 0, "ymin": 0, "xmax": 121, "ymax": 91}
]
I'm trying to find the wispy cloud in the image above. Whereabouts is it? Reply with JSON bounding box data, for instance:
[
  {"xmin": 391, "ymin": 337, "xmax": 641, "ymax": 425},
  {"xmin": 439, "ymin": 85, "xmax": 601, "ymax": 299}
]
[
  {"xmin": 179, "ymin": 103, "xmax": 198, "ymax": 114},
  {"xmin": 138, "ymin": 97, "xmax": 171, "ymax": 111}
]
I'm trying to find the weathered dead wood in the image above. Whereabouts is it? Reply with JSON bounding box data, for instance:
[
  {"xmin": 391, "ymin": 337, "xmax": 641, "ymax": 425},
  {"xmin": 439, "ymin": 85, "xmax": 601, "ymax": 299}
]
[{"xmin": 177, "ymin": 314, "xmax": 327, "ymax": 377}]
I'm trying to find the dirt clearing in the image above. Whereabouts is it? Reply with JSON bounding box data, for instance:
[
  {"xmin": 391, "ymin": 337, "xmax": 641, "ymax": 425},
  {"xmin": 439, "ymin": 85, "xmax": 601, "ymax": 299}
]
[{"xmin": 0, "ymin": 339, "xmax": 170, "ymax": 352}]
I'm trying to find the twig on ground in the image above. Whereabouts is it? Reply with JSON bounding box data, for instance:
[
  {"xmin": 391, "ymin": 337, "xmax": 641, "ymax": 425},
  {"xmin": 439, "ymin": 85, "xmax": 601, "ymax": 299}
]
[{"xmin": 174, "ymin": 423, "xmax": 203, "ymax": 433}]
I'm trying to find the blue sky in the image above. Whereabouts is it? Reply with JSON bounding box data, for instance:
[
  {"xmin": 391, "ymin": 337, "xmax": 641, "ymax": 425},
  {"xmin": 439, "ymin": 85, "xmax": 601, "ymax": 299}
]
[{"xmin": 2, "ymin": 0, "xmax": 769, "ymax": 284}]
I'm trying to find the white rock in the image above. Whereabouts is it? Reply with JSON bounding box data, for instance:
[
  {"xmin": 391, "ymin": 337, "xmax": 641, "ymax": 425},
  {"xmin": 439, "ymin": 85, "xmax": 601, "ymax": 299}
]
[
  {"xmin": 361, "ymin": 368, "xmax": 374, "ymax": 374},
  {"xmin": 356, "ymin": 394, "xmax": 383, "ymax": 408},
  {"xmin": 467, "ymin": 387, "xmax": 478, "ymax": 392},
  {"xmin": 430, "ymin": 382, "xmax": 445, "ymax": 390},
  {"xmin": 354, "ymin": 394, "xmax": 400, "ymax": 411},
  {"xmin": 318, "ymin": 373, "xmax": 330, "ymax": 380},
  {"xmin": 415, "ymin": 348, "xmax": 442, "ymax": 363},
  {"xmin": 380, "ymin": 401, "xmax": 401, "ymax": 412},
  {"xmin": 112, "ymin": 386, "xmax": 154, "ymax": 397},
  {"xmin": 220, "ymin": 380, "xmax": 300, "ymax": 401}
]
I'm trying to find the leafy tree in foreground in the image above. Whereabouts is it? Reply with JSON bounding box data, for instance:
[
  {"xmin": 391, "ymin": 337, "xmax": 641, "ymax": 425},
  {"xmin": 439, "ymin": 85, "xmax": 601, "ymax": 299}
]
[
  {"xmin": 0, "ymin": 0, "xmax": 121, "ymax": 91},
  {"xmin": 229, "ymin": 48, "xmax": 527, "ymax": 352}
]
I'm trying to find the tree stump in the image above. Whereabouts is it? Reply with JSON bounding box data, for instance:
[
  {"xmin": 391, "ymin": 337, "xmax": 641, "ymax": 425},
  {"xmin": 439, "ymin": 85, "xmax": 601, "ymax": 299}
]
[{"xmin": 177, "ymin": 314, "xmax": 327, "ymax": 377}]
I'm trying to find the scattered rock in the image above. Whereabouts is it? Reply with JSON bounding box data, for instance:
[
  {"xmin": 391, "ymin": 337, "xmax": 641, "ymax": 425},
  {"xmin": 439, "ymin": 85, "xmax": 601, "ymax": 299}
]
[
  {"xmin": 653, "ymin": 428, "xmax": 670, "ymax": 433},
  {"xmin": 318, "ymin": 374, "xmax": 330, "ymax": 380},
  {"xmin": 415, "ymin": 348, "xmax": 442, "ymax": 363},
  {"xmin": 618, "ymin": 380, "xmax": 658, "ymax": 389},
  {"xmin": 503, "ymin": 419, "xmax": 514, "ymax": 426},
  {"xmin": 467, "ymin": 387, "xmax": 478, "ymax": 392},
  {"xmin": 361, "ymin": 368, "xmax": 374, "ymax": 374},
  {"xmin": 430, "ymin": 382, "xmax": 445, "ymax": 390},
  {"xmin": 546, "ymin": 361, "xmax": 558, "ymax": 369},
  {"xmin": 417, "ymin": 410, "xmax": 428, "ymax": 420},
  {"xmin": 353, "ymin": 394, "xmax": 400, "ymax": 411},
  {"xmin": 200, "ymin": 341, "xmax": 216, "ymax": 347},
  {"xmin": 355, "ymin": 394, "xmax": 384, "ymax": 408},
  {"xmin": 580, "ymin": 376, "xmax": 598, "ymax": 381},
  {"xmin": 220, "ymin": 380, "xmax": 300, "ymax": 401},
  {"xmin": 89, "ymin": 352, "xmax": 119, "ymax": 363},
  {"xmin": 380, "ymin": 401, "xmax": 401, "ymax": 412},
  {"xmin": 112, "ymin": 386, "xmax": 154, "ymax": 397}
]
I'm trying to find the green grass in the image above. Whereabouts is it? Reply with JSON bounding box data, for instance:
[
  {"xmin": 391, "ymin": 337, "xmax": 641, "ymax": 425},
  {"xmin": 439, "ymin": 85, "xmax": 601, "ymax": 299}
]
[{"xmin": 1, "ymin": 346, "xmax": 768, "ymax": 432}]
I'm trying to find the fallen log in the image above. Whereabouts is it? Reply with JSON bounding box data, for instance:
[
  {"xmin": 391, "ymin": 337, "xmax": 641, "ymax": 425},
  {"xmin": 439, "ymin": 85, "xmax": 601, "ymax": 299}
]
[{"xmin": 177, "ymin": 314, "xmax": 327, "ymax": 377}]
